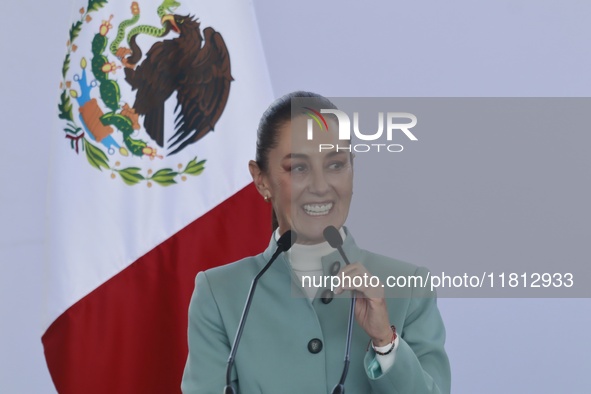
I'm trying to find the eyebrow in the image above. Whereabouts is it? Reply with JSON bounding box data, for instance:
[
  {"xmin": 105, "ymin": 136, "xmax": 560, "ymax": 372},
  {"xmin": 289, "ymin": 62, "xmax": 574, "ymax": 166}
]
[{"xmin": 282, "ymin": 151, "xmax": 348, "ymax": 160}]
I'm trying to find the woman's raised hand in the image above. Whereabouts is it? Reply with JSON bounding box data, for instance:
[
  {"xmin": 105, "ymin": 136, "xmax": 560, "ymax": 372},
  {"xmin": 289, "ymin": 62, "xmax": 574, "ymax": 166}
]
[{"xmin": 334, "ymin": 263, "xmax": 392, "ymax": 346}]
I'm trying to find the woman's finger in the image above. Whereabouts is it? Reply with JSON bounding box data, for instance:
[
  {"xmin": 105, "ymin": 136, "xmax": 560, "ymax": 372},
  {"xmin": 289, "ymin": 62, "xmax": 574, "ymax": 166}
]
[{"xmin": 334, "ymin": 263, "xmax": 384, "ymax": 298}]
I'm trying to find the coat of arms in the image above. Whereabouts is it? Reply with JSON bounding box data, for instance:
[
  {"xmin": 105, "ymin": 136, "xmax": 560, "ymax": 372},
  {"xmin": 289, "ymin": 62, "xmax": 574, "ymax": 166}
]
[{"xmin": 58, "ymin": 0, "xmax": 232, "ymax": 186}]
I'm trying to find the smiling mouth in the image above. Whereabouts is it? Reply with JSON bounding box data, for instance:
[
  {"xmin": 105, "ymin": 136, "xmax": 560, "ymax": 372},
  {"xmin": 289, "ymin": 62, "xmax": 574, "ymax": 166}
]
[{"xmin": 303, "ymin": 202, "xmax": 333, "ymax": 216}]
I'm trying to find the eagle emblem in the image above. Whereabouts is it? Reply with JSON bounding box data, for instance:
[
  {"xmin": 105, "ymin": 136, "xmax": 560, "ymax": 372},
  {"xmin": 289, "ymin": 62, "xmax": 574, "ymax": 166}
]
[{"xmin": 58, "ymin": 0, "xmax": 233, "ymax": 186}]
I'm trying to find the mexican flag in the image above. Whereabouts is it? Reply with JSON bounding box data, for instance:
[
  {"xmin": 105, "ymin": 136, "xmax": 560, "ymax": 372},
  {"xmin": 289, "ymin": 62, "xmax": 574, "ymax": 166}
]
[{"xmin": 43, "ymin": 0, "xmax": 273, "ymax": 392}]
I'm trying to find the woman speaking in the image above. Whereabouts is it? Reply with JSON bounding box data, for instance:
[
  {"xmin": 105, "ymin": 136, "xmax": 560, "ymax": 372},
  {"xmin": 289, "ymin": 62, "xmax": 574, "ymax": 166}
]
[{"xmin": 181, "ymin": 92, "xmax": 451, "ymax": 393}]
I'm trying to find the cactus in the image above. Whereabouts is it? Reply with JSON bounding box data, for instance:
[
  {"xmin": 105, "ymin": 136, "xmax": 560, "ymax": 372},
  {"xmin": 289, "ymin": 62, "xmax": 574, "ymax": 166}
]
[{"xmin": 89, "ymin": 22, "xmax": 149, "ymax": 157}]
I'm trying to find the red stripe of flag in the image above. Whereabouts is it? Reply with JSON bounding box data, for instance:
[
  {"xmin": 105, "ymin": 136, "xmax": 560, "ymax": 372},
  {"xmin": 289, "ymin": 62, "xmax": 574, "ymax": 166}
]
[{"xmin": 42, "ymin": 183, "xmax": 271, "ymax": 393}]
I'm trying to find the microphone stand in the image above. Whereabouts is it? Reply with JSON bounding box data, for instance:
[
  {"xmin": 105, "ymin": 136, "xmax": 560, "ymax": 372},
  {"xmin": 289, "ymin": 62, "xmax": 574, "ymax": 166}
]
[
  {"xmin": 332, "ymin": 291, "xmax": 356, "ymax": 394},
  {"xmin": 323, "ymin": 226, "xmax": 355, "ymax": 394},
  {"xmin": 223, "ymin": 230, "xmax": 297, "ymax": 394}
]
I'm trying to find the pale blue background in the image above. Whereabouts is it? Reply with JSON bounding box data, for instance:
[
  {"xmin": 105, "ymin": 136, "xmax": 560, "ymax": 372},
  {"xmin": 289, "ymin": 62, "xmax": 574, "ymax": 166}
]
[{"xmin": 1, "ymin": 0, "xmax": 590, "ymax": 392}]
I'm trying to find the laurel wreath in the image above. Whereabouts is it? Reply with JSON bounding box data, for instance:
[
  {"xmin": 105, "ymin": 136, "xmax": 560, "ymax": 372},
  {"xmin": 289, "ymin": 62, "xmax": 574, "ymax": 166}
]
[{"xmin": 57, "ymin": 0, "xmax": 206, "ymax": 187}]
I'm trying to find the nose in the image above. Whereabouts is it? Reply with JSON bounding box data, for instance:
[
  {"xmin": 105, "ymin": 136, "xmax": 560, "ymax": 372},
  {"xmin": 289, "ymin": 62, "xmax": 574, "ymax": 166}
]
[{"xmin": 308, "ymin": 167, "xmax": 330, "ymax": 195}]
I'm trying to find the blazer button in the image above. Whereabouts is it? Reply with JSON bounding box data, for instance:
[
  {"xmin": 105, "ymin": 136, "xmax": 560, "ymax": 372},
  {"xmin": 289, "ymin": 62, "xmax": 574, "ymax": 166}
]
[
  {"xmin": 330, "ymin": 261, "xmax": 341, "ymax": 275},
  {"xmin": 321, "ymin": 289, "xmax": 334, "ymax": 304},
  {"xmin": 307, "ymin": 338, "xmax": 323, "ymax": 354}
]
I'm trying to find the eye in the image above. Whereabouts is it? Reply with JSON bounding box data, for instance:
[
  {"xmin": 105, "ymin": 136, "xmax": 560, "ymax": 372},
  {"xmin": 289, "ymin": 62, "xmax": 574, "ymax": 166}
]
[
  {"xmin": 291, "ymin": 163, "xmax": 308, "ymax": 173},
  {"xmin": 328, "ymin": 161, "xmax": 345, "ymax": 171}
]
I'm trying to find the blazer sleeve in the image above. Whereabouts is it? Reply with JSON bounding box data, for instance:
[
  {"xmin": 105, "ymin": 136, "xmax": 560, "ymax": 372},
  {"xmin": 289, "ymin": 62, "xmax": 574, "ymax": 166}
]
[
  {"xmin": 363, "ymin": 267, "xmax": 451, "ymax": 394},
  {"xmin": 181, "ymin": 271, "xmax": 238, "ymax": 394}
]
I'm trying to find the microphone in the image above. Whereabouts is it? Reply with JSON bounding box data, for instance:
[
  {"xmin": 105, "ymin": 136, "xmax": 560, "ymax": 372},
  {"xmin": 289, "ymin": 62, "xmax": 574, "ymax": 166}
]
[
  {"xmin": 323, "ymin": 226, "xmax": 351, "ymax": 265},
  {"xmin": 224, "ymin": 230, "xmax": 297, "ymax": 394},
  {"xmin": 323, "ymin": 226, "xmax": 355, "ymax": 394}
]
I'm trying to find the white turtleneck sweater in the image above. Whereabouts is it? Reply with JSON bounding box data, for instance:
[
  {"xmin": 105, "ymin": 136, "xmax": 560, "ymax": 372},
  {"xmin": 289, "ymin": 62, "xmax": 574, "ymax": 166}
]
[{"xmin": 274, "ymin": 229, "xmax": 398, "ymax": 372}]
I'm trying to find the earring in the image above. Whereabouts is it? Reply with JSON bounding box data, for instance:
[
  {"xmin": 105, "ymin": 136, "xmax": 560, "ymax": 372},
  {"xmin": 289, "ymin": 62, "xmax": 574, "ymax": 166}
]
[{"xmin": 264, "ymin": 194, "xmax": 271, "ymax": 202}]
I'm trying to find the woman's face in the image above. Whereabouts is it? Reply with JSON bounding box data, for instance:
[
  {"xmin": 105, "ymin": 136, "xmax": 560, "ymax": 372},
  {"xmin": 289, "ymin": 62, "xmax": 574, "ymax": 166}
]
[{"xmin": 252, "ymin": 115, "xmax": 353, "ymax": 245}]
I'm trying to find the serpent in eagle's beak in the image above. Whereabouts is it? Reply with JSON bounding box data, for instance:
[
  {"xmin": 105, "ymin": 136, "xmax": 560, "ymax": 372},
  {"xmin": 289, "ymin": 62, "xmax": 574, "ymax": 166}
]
[{"xmin": 161, "ymin": 14, "xmax": 180, "ymax": 33}]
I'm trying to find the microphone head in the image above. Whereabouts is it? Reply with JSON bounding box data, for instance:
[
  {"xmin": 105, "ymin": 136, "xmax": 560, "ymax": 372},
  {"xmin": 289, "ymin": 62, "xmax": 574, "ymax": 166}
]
[
  {"xmin": 277, "ymin": 230, "xmax": 298, "ymax": 251},
  {"xmin": 323, "ymin": 226, "xmax": 343, "ymax": 248}
]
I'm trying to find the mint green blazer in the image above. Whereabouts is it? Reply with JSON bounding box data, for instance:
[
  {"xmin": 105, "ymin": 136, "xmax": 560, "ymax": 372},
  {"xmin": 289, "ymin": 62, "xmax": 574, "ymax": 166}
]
[{"xmin": 182, "ymin": 229, "xmax": 451, "ymax": 393}]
